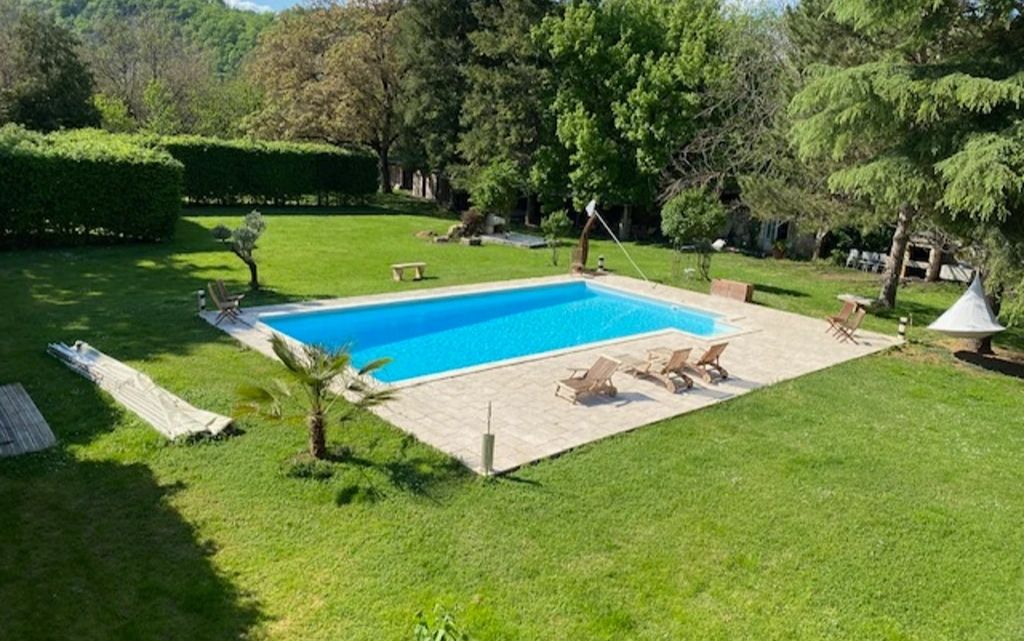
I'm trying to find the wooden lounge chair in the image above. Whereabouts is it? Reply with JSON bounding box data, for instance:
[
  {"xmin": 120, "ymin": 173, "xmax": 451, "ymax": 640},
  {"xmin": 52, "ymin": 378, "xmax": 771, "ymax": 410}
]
[
  {"xmin": 215, "ymin": 279, "xmax": 245, "ymax": 304},
  {"xmin": 208, "ymin": 282, "xmax": 241, "ymax": 325},
  {"xmin": 555, "ymin": 356, "xmax": 620, "ymax": 404},
  {"xmin": 826, "ymin": 300, "xmax": 856, "ymax": 332},
  {"xmin": 621, "ymin": 347, "xmax": 694, "ymax": 392},
  {"xmin": 832, "ymin": 307, "xmax": 866, "ymax": 344},
  {"xmin": 686, "ymin": 343, "xmax": 729, "ymax": 383}
]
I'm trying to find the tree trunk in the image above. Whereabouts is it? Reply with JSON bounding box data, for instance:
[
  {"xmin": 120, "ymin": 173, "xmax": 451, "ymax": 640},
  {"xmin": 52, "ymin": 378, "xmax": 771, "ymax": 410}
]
[
  {"xmin": 233, "ymin": 248, "xmax": 260, "ymax": 290},
  {"xmin": 525, "ymin": 193, "xmax": 536, "ymax": 227},
  {"xmin": 812, "ymin": 228, "xmax": 828, "ymax": 262},
  {"xmin": 376, "ymin": 145, "xmax": 392, "ymax": 194},
  {"xmin": 925, "ymin": 245, "xmax": 943, "ymax": 282},
  {"xmin": 619, "ymin": 204, "xmax": 632, "ymax": 241},
  {"xmin": 245, "ymin": 258, "xmax": 259, "ymax": 290},
  {"xmin": 877, "ymin": 204, "xmax": 916, "ymax": 309},
  {"xmin": 308, "ymin": 413, "xmax": 327, "ymax": 459}
]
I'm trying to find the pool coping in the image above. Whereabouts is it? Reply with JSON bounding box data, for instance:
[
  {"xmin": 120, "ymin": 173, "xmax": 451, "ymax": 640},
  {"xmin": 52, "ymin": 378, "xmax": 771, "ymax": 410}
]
[{"xmin": 203, "ymin": 274, "xmax": 759, "ymax": 389}]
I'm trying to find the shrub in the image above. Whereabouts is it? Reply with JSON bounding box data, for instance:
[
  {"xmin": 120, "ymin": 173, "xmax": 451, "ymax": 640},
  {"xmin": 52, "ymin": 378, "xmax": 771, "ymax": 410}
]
[
  {"xmin": 541, "ymin": 209, "xmax": 573, "ymax": 265},
  {"xmin": 0, "ymin": 125, "xmax": 183, "ymax": 246},
  {"xmin": 466, "ymin": 159, "xmax": 520, "ymax": 215},
  {"xmin": 661, "ymin": 188, "xmax": 727, "ymax": 281},
  {"xmin": 156, "ymin": 136, "xmax": 377, "ymax": 204}
]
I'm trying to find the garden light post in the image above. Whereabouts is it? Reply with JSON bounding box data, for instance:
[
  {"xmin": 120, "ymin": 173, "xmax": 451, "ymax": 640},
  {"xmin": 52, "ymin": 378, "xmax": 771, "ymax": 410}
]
[{"xmin": 482, "ymin": 402, "xmax": 495, "ymax": 476}]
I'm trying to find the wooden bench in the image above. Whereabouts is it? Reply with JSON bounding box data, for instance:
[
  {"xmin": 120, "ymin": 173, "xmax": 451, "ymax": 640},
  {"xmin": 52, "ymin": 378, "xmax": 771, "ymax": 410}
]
[
  {"xmin": 391, "ymin": 262, "xmax": 427, "ymax": 282},
  {"xmin": 710, "ymin": 278, "xmax": 754, "ymax": 303}
]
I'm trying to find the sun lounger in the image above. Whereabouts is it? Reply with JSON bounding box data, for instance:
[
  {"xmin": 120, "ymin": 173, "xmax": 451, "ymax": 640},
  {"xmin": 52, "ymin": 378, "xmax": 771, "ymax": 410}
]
[
  {"xmin": 620, "ymin": 347, "xmax": 694, "ymax": 392},
  {"xmin": 208, "ymin": 282, "xmax": 241, "ymax": 325},
  {"xmin": 826, "ymin": 300, "xmax": 856, "ymax": 332},
  {"xmin": 555, "ymin": 356, "xmax": 620, "ymax": 404},
  {"xmin": 686, "ymin": 343, "xmax": 729, "ymax": 383},
  {"xmin": 832, "ymin": 307, "xmax": 867, "ymax": 344}
]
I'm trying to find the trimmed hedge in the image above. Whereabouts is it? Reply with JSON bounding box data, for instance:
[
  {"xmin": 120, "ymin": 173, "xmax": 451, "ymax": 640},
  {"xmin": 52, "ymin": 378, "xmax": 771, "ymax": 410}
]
[
  {"xmin": 153, "ymin": 136, "xmax": 378, "ymax": 204},
  {"xmin": 0, "ymin": 127, "xmax": 377, "ymax": 246},
  {"xmin": 0, "ymin": 126, "xmax": 183, "ymax": 245}
]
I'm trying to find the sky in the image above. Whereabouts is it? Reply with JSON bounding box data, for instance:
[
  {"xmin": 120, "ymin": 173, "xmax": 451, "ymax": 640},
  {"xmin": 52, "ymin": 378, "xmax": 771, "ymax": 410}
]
[{"xmin": 224, "ymin": 0, "xmax": 300, "ymax": 13}]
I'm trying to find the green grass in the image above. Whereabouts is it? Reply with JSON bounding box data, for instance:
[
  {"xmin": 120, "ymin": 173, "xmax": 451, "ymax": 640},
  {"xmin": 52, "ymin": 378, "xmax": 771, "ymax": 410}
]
[{"xmin": 1, "ymin": 199, "xmax": 1023, "ymax": 640}]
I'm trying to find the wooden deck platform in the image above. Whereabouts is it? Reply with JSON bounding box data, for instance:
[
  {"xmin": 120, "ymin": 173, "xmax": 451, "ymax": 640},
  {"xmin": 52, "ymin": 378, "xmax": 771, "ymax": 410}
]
[{"xmin": 0, "ymin": 384, "xmax": 56, "ymax": 457}]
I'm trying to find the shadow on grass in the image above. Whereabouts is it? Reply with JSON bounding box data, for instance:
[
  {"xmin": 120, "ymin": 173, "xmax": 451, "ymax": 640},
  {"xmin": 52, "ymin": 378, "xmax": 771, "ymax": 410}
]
[
  {"xmin": 184, "ymin": 193, "xmax": 456, "ymax": 221},
  {"xmin": 752, "ymin": 283, "xmax": 810, "ymax": 298},
  {"xmin": 0, "ymin": 458, "xmax": 264, "ymax": 640},
  {"xmin": 954, "ymin": 350, "xmax": 1024, "ymax": 380},
  {"xmin": 0, "ymin": 218, "xmax": 257, "ymax": 446},
  {"xmin": 338, "ymin": 437, "xmax": 469, "ymax": 505}
]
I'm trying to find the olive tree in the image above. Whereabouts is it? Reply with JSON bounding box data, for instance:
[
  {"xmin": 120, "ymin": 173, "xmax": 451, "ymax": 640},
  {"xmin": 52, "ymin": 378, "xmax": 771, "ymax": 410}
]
[{"xmin": 212, "ymin": 210, "xmax": 266, "ymax": 290}]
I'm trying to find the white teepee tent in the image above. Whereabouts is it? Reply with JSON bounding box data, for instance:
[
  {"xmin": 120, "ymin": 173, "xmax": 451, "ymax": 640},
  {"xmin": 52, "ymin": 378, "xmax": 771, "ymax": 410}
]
[{"xmin": 928, "ymin": 274, "xmax": 1005, "ymax": 339}]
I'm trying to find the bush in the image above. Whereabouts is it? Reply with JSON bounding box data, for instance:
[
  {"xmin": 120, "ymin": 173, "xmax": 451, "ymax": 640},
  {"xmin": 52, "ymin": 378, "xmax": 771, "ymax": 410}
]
[
  {"xmin": 0, "ymin": 125, "xmax": 183, "ymax": 246},
  {"xmin": 541, "ymin": 209, "xmax": 573, "ymax": 265},
  {"xmin": 661, "ymin": 188, "xmax": 727, "ymax": 280},
  {"xmin": 155, "ymin": 136, "xmax": 377, "ymax": 204},
  {"xmin": 466, "ymin": 159, "xmax": 520, "ymax": 215}
]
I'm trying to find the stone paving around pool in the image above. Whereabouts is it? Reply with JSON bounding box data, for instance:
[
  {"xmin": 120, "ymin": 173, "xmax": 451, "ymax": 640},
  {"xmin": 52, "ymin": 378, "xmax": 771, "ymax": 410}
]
[{"xmin": 206, "ymin": 274, "xmax": 900, "ymax": 474}]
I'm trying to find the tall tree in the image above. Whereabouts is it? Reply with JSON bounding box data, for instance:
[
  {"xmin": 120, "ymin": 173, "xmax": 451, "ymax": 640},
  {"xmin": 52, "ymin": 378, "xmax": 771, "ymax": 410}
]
[
  {"xmin": 399, "ymin": 0, "xmax": 476, "ymax": 179},
  {"xmin": 47, "ymin": 0, "xmax": 272, "ymax": 75},
  {"xmin": 541, "ymin": 0, "xmax": 724, "ymax": 240},
  {"xmin": 459, "ymin": 0, "xmax": 563, "ymax": 224},
  {"xmin": 81, "ymin": 10, "xmax": 237, "ymax": 135},
  {"xmin": 789, "ymin": 0, "xmax": 1024, "ymax": 309},
  {"xmin": 248, "ymin": 1, "xmax": 406, "ymax": 192},
  {"xmin": 0, "ymin": 6, "xmax": 98, "ymax": 131},
  {"xmin": 668, "ymin": 6, "xmax": 877, "ymax": 262},
  {"xmin": 668, "ymin": 9, "xmax": 795, "ymax": 195}
]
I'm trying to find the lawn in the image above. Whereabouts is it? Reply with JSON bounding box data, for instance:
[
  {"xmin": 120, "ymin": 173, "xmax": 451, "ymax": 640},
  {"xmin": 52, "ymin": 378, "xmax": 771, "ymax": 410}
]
[{"xmin": 1, "ymin": 199, "xmax": 1022, "ymax": 640}]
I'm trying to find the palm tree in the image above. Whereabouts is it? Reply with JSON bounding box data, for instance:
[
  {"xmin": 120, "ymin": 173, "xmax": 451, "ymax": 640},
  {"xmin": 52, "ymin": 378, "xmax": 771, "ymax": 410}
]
[{"xmin": 237, "ymin": 334, "xmax": 393, "ymax": 459}]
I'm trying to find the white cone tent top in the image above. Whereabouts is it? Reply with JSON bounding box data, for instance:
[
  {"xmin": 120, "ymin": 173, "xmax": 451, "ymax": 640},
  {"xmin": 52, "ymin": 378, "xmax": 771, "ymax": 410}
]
[{"xmin": 928, "ymin": 274, "xmax": 1006, "ymax": 339}]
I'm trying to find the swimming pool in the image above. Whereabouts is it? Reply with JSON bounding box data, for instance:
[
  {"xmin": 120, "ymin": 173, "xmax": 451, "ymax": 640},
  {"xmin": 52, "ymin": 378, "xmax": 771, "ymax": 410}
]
[{"xmin": 262, "ymin": 281, "xmax": 737, "ymax": 383}]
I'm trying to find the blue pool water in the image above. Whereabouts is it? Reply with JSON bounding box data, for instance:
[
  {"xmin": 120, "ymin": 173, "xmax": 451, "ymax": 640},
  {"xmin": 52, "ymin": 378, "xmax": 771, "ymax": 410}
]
[{"xmin": 263, "ymin": 282, "xmax": 735, "ymax": 383}]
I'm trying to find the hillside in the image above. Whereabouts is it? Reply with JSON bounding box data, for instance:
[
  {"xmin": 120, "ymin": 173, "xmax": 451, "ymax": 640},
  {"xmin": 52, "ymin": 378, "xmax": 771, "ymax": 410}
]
[{"xmin": 29, "ymin": 0, "xmax": 274, "ymax": 72}]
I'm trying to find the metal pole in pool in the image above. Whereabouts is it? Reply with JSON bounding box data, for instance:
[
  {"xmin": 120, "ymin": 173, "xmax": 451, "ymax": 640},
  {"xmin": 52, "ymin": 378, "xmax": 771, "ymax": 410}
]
[{"xmin": 585, "ymin": 200, "xmax": 651, "ymax": 285}]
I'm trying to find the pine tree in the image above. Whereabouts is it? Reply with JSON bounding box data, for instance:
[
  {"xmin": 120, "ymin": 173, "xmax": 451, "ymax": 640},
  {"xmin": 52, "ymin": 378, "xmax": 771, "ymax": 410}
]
[
  {"xmin": 459, "ymin": 0, "xmax": 563, "ymax": 224},
  {"xmin": 0, "ymin": 8, "xmax": 98, "ymax": 131},
  {"xmin": 789, "ymin": 0, "xmax": 1024, "ymax": 309},
  {"xmin": 399, "ymin": 0, "xmax": 477, "ymax": 181}
]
